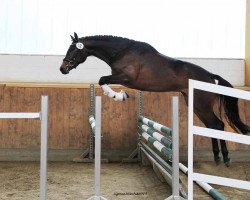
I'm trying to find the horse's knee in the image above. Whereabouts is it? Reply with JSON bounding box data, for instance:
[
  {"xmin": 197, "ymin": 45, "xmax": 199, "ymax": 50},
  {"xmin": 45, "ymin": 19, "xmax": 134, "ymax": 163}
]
[{"xmin": 99, "ymin": 76, "xmax": 108, "ymax": 85}]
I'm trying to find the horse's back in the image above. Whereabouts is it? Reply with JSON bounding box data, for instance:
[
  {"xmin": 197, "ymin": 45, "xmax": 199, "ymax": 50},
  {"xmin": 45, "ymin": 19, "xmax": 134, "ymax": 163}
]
[{"xmin": 135, "ymin": 52, "xmax": 215, "ymax": 91}]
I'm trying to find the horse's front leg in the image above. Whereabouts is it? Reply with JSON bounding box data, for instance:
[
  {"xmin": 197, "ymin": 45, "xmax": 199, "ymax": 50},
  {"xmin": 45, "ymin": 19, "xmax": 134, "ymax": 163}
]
[{"xmin": 99, "ymin": 75, "xmax": 130, "ymax": 101}]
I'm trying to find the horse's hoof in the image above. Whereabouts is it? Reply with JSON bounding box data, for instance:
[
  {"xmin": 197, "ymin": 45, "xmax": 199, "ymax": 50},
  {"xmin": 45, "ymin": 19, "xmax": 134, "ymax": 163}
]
[
  {"xmin": 120, "ymin": 90, "xmax": 129, "ymax": 101},
  {"xmin": 179, "ymin": 187, "xmax": 187, "ymax": 199},
  {"xmin": 125, "ymin": 92, "xmax": 129, "ymax": 98},
  {"xmin": 114, "ymin": 91, "xmax": 124, "ymax": 101},
  {"xmin": 214, "ymin": 156, "xmax": 221, "ymax": 165},
  {"xmin": 224, "ymin": 158, "xmax": 231, "ymax": 167}
]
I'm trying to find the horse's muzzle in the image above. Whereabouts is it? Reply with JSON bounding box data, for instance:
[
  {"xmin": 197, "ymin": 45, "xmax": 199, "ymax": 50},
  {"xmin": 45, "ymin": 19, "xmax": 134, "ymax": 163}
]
[
  {"xmin": 60, "ymin": 62, "xmax": 71, "ymax": 74},
  {"xmin": 60, "ymin": 66, "xmax": 69, "ymax": 74}
]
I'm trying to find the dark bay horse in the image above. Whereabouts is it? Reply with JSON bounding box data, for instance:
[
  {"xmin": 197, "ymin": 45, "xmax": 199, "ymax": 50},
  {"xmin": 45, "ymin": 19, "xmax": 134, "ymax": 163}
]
[{"xmin": 60, "ymin": 33, "xmax": 250, "ymax": 166}]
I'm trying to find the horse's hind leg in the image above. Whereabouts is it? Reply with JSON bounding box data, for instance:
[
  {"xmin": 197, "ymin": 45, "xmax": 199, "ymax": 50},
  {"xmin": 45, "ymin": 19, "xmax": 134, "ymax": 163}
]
[
  {"xmin": 211, "ymin": 138, "xmax": 220, "ymax": 164},
  {"xmin": 220, "ymin": 139, "xmax": 230, "ymax": 167},
  {"xmin": 181, "ymin": 91, "xmax": 230, "ymax": 166},
  {"xmin": 211, "ymin": 135, "xmax": 230, "ymax": 166},
  {"xmin": 199, "ymin": 110, "xmax": 224, "ymax": 165},
  {"xmin": 196, "ymin": 110, "xmax": 231, "ymax": 166}
]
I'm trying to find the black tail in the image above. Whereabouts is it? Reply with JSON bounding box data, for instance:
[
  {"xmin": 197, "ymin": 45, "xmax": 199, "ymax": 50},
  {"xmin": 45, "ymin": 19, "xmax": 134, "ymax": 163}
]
[{"xmin": 211, "ymin": 74, "xmax": 250, "ymax": 135}]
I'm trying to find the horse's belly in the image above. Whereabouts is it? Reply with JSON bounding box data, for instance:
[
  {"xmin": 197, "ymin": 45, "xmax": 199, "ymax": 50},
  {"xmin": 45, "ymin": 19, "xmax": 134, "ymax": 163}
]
[
  {"xmin": 133, "ymin": 70, "xmax": 186, "ymax": 92},
  {"xmin": 127, "ymin": 78, "xmax": 184, "ymax": 92}
]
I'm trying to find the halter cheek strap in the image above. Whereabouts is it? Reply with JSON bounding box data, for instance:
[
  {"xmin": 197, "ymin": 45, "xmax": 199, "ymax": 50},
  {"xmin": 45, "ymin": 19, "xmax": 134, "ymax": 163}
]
[{"xmin": 63, "ymin": 42, "xmax": 85, "ymax": 64}]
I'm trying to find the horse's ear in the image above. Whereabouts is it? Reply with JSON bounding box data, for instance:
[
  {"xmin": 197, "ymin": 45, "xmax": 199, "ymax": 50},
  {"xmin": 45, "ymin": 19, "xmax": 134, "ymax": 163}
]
[
  {"xmin": 70, "ymin": 34, "xmax": 78, "ymax": 43},
  {"xmin": 74, "ymin": 32, "xmax": 79, "ymax": 41}
]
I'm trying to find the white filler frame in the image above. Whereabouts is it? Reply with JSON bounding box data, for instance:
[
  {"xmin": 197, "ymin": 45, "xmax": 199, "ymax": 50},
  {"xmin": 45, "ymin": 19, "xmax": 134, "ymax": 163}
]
[
  {"xmin": 188, "ymin": 79, "xmax": 250, "ymax": 200},
  {"xmin": 0, "ymin": 96, "xmax": 49, "ymax": 200}
]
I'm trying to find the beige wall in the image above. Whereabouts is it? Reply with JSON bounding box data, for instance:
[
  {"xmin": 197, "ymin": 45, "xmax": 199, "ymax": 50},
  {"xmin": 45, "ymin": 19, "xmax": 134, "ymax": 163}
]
[{"xmin": 246, "ymin": 0, "xmax": 250, "ymax": 86}]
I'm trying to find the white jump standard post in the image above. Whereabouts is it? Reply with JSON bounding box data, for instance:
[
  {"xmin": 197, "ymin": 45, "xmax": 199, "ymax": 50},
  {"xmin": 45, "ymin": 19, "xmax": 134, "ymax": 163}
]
[
  {"xmin": 0, "ymin": 96, "xmax": 49, "ymax": 200},
  {"xmin": 87, "ymin": 96, "xmax": 107, "ymax": 200},
  {"xmin": 40, "ymin": 96, "xmax": 49, "ymax": 200},
  {"xmin": 166, "ymin": 97, "xmax": 185, "ymax": 200}
]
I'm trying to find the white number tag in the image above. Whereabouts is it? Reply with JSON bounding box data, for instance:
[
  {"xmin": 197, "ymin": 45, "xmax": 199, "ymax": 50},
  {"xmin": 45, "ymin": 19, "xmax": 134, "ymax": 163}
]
[{"xmin": 76, "ymin": 42, "xmax": 84, "ymax": 49}]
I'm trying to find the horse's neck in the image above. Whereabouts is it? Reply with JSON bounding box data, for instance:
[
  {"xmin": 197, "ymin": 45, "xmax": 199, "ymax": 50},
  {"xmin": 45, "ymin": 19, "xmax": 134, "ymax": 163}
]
[
  {"xmin": 84, "ymin": 37, "xmax": 131, "ymax": 65},
  {"xmin": 90, "ymin": 46, "xmax": 112, "ymax": 65}
]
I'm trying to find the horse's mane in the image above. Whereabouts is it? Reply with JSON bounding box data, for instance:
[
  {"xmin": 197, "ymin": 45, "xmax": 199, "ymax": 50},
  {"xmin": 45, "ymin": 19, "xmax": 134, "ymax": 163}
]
[
  {"xmin": 82, "ymin": 35, "xmax": 158, "ymax": 54},
  {"xmin": 84, "ymin": 35, "xmax": 130, "ymax": 42}
]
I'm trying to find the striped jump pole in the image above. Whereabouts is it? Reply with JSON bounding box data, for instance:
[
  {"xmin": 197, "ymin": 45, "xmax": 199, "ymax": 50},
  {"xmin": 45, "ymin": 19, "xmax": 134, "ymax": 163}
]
[
  {"xmin": 138, "ymin": 122, "xmax": 172, "ymax": 149},
  {"xmin": 89, "ymin": 115, "xmax": 95, "ymax": 133},
  {"xmin": 138, "ymin": 116, "xmax": 172, "ymax": 137},
  {"xmin": 138, "ymin": 129, "xmax": 173, "ymax": 161},
  {"xmin": 179, "ymin": 163, "xmax": 226, "ymax": 200}
]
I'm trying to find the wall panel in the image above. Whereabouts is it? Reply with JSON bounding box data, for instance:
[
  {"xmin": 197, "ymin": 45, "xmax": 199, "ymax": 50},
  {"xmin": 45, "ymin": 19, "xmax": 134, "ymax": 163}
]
[{"xmin": 0, "ymin": 55, "xmax": 246, "ymax": 86}]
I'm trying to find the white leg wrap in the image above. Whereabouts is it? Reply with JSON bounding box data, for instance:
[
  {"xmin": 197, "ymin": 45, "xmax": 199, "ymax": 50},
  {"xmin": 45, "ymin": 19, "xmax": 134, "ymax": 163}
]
[
  {"xmin": 101, "ymin": 84, "xmax": 116, "ymax": 98},
  {"xmin": 101, "ymin": 84, "xmax": 129, "ymax": 101}
]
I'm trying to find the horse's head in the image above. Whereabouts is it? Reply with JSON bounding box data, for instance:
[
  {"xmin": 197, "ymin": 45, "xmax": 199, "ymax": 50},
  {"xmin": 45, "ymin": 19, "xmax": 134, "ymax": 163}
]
[{"xmin": 60, "ymin": 32, "xmax": 90, "ymax": 74}]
